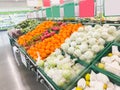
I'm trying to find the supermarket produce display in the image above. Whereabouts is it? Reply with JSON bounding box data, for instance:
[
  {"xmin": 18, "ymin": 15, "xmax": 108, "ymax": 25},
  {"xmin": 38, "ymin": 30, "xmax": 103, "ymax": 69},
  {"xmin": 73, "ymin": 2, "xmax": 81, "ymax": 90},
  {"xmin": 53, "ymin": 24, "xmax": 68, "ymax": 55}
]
[
  {"xmin": 8, "ymin": 19, "xmax": 120, "ymax": 90},
  {"xmin": 26, "ymin": 23, "xmax": 81, "ymax": 60}
]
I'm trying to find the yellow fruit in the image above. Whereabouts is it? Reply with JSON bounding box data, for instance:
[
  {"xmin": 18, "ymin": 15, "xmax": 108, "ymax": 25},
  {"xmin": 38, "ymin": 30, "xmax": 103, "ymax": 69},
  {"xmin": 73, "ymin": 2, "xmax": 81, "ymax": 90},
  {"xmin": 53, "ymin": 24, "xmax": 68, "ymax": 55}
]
[
  {"xmin": 108, "ymin": 53, "xmax": 113, "ymax": 57},
  {"xmin": 85, "ymin": 73, "xmax": 90, "ymax": 81},
  {"xmin": 98, "ymin": 63, "xmax": 105, "ymax": 69},
  {"xmin": 86, "ymin": 81, "xmax": 90, "ymax": 86},
  {"xmin": 75, "ymin": 86, "xmax": 83, "ymax": 90},
  {"xmin": 103, "ymin": 83, "xmax": 107, "ymax": 89}
]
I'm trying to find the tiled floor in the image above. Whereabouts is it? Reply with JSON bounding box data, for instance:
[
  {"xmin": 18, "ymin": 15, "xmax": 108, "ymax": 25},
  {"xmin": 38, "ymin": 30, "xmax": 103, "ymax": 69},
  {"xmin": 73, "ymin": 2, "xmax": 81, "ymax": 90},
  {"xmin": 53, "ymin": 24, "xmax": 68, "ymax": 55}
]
[{"xmin": 0, "ymin": 31, "xmax": 47, "ymax": 90}]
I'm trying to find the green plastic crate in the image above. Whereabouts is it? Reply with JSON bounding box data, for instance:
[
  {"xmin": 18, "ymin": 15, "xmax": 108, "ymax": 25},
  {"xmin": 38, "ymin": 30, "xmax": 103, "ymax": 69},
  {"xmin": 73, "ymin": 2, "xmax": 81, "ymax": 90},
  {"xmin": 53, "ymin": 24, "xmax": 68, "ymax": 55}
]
[
  {"xmin": 92, "ymin": 42, "xmax": 120, "ymax": 82},
  {"xmin": 37, "ymin": 60, "xmax": 87, "ymax": 90},
  {"xmin": 67, "ymin": 66, "xmax": 120, "ymax": 90},
  {"xmin": 62, "ymin": 41, "xmax": 113, "ymax": 67}
]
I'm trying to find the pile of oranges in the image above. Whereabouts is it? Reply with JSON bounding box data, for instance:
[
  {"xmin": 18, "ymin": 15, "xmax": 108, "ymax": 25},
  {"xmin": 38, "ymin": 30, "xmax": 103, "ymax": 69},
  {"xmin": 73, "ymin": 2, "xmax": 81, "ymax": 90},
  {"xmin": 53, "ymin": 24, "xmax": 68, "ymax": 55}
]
[
  {"xmin": 17, "ymin": 21, "xmax": 55, "ymax": 46},
  {"xmin": 27, "ymin": 23, "xmax": 82, "ymax": 61}
]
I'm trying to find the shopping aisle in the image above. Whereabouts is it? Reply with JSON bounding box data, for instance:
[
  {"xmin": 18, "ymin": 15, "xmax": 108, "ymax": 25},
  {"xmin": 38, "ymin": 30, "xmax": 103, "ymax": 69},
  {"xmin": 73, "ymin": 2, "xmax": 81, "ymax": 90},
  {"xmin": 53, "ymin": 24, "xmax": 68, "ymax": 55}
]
[{"xmin": 0, "ymin": 31, "xmax": 46, "ymax": 90}]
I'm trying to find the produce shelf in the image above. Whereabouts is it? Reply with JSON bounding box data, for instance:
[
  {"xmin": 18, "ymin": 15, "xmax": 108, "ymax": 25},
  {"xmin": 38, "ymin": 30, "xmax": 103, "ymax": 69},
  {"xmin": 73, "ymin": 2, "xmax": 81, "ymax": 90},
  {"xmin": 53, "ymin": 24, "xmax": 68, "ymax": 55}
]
[
  {"xmin": 7, "ymin": 20, "xmax": 120, "ymax": 90},
  {"xmin": 92, "ymin": 42, "xmax": 120, "ymax": 82},
  {"xmin": 37, "ymin": 63, "xmax": 86, "ymax": 90},
  {"xmin": 68, "ymin": 66, "xmax": 120, "ymax": 90}
]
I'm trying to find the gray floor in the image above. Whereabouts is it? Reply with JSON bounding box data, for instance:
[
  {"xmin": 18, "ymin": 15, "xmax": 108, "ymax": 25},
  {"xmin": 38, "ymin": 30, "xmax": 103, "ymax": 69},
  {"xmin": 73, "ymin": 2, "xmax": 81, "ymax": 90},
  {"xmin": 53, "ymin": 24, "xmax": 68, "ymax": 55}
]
[{"xmin": 0, "ymin": 31, "xmax": 47, "ymax": 90}]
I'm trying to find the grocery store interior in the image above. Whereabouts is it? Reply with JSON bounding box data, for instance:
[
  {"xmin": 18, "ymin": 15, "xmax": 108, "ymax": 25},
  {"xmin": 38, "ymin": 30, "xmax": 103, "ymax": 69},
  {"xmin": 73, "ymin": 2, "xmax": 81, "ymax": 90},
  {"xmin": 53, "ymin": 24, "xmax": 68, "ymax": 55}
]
[{"xmin": 0, "ymin": 0, "xmax": 120, "ymax": 90}]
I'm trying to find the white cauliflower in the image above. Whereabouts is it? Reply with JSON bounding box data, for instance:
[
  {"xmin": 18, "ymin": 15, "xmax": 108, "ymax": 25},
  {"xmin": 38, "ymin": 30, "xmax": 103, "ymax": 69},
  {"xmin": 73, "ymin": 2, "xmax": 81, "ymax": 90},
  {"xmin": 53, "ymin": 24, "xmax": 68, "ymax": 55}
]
[{"xmin": 91, "ymin": 44, "xmax": 101, "ymax": 53}]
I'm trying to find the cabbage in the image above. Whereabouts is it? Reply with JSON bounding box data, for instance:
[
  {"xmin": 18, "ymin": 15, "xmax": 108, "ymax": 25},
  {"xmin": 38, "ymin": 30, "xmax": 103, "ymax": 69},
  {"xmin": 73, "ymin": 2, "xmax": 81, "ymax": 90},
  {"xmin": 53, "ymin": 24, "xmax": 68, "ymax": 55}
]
[
  {"xmin": 99, "ymin": 45, "xmax": 105, "ymax": 50},
  {"xmin": 75, "ymin": 37, "xmax": 83, "ymax": 44},
  {"xmin": 36, "ymin": 60, "xmax": 44, "ymax": 67},
  {"xmin": 92, "ymin": 32, "xmax": 101, "ymax": 39},
  {"xmin": 85, "ymin": 25, "xmax": 92, "ymax": 31},
  {"xmin": 57, "ymin": 55, "xmax": 64, "ymax": 60},
  {"xmin": 107, "ymin": 35, "xmax": 115, "ymax": 42},
  {"xmin": 94, "ymin": 24, "xmax": 102, "ymax": 29},
  {"xmin": 101, "ymin": 32, "xmax": 109, "ymax": 40},
  {"xmin": 78, "ymin": 27, "xmax": 84, "ymax": 32},
  {"xmin": 77, "ymin": 32, "xmax": 85, "ymax": 38},
  {"xmin": 57, "ymin": 78, "xmax": 66, "ymax": 87},
  {"xmin": 54, "ymin": 49, "xmax": 62, "ymax": 55},
  {"xmin": 61, "ymin": 43, "xmax": 69, "ymax": 51},
  {"xmin": 79, "ymin": 54, "xmax": 86, "ymax": 60},
  {"xmin": 70, "ymin": 41, "xmax": 77, "ymax": 47},
  {"xmin": 103, "ymin": 24, "xmax": 109, "ymax": 28},
  {"xmin": 108, "ymin": 26, "xmax": 116, "ymax": 34},
  {"xmin": 67, "ymin": 47, "xmax": 75, "ymax": 54},
  {"xmin": 88, "ymin": 38, "xmax": 97, "ymax": 45},
  {"xmin": 91, "ymin": 44, "xmax": 101, "ymax": 53},
  {"xmin": 74, "ymin": 49, "xmax": 81, "ymax": 57},
  {"xmin": 65, "ymin": 38, "xmax": 71, "ymax": 43},
  {"xmin": 62, "ymin": 62, "xmax": 73, "ymax": 70},
  {"xmin": 62, "ymin": 70, "xmax": 72, "ymax": 80},
  {"xmin": 79, "ymin": 43, "xmax": 88, "ymax": 53},
  {"xmin": 47, "ymin": 60, "xmax": 57, "ymax": 68},
  {"xmin": 70, "ymin": 32, "xmax": 78, "ymax": 41},
  {"xmin": 98, "ymin": 38, "xmax": 105, "ymax": 45},
  {"xmin": 83, "ymin": 50, "xmax": 94, "ymax": 60}
]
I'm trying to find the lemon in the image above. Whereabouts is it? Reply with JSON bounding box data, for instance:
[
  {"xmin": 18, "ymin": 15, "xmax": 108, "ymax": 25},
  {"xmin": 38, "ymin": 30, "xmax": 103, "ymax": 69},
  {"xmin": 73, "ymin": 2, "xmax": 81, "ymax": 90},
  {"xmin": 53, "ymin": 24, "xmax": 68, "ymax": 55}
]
[
  {"xmin": 98, "ymin": 63, "xmax": 105, "ymax": 69},
  {"xmin": 85, "ymin": 73, "xmax": 90, "ymax": 81},
  {"xmin": 108, "ymin": 53, "xmax": 113, "ymax": 57},
  {"xmin": 75, "ymin": 86, "xmax": 83, "ymax": 90},
  {"xmin": 103, "ymin": 83, "xmax": 107, "ymax": 89},
  {"xmin": 86, "ymin": 81, "xmax": 90, "ymax": 86}
]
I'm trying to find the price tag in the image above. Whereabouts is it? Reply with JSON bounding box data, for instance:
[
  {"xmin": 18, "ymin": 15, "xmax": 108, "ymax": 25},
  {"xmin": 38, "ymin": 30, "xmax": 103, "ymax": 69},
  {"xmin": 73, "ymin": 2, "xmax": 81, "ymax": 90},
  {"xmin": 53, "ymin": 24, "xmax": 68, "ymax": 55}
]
[
  {"xmin": 60, "ymin": 7, "xmax": 64, "ymax": 17},
  {"xmin": 27, "ymin": 0, "xmax": 41, "ymax": 7},
  {"xmin": 104, "ymin": 0, "xmax": 120, "ymax": 16},
  {"xmin": 13, "ymin": 46, "xmax": 20, "ymax": 66},
  {"xmin": 20, "ymin": 52, "xmax": 27, "ymax": 67},
  {"xmin": 43, "ymin": 10, "xmax": 46, "ymax": 18},
  {"xmin": 75, "ymin": 5, "xmax": 79, "ymax": 17}
]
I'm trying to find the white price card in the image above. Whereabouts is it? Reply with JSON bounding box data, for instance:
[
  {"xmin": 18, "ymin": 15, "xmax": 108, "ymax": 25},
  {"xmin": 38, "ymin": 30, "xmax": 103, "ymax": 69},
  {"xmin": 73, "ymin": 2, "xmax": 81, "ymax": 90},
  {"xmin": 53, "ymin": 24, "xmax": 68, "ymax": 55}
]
[
  {"xmin": 20, "ymin": 52, "xmax": 27, "ymax": 67},
  {"xmin": 104, "ymin": 0, "xmax": 120, "ymax": 16},
  {"xmin": 60, "ymin": 7, "xmax": 64, "ymax": 17},
  {"xmin": 75, "ymin": 5, "xmax": 79, "ymax": 17},
  {"xmin": 43, "ymin": 10, "xmax": 46, "ymax": 17},
  {"xmin": 27, "ymin": 0, "xmax": 42, "ymax": 7}
]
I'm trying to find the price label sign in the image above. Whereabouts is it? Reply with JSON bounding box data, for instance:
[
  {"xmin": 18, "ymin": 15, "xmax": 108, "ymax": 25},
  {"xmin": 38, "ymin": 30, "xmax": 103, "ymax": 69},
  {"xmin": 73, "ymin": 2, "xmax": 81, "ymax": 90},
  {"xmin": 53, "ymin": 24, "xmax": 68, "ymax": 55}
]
[
  {"xmin": 79, "ymin": 0, "xmax": 94, "ymax": 17},
  {"xmin": 104, "ymin": 0, "xmax": 120, "ymax": 16},
  {"xmin": 43, "ymin": 9, "xmax": 46, "ymax": 17},
  {"xmin": 27, "ymin": 0, "xmax": 42, "ymax": 7},
  {"xmin": 20, "ymin": 52, "xmax": 27, "ymax": 67},
  {"xmin": 75, "ymin": 5, "xmax": 79, "ymax": 17},
  {"xmin": 60, "ymin": 7, "xmax": 64, "ymax": 17}
]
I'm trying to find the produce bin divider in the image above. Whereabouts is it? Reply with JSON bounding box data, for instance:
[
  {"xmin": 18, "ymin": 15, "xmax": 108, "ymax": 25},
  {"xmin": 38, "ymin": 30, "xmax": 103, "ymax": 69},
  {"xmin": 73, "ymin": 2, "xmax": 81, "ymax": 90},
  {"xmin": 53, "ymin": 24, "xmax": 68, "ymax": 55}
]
[
  {"xmin": 68, "ymin": 66, "xmax": 120, "ymax": 90},
  {"xmin": 91, "ymin": 42, "xmax": 120, "ymax": 82},
  {"xmin": 91, "ymin": 65, "xmax": 120, "ymax": 85}
]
